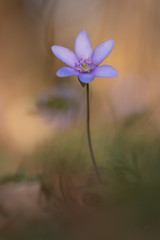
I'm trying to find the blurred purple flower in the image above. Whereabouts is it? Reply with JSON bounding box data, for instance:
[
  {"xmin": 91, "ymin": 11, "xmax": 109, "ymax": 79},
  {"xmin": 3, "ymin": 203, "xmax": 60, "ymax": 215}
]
[
  {"xmin": 51, "ymin": 30, "xmax": 118, "ymax": 84},
  {"xmin": 36, "ymin": 85, "xmax": 83, "ymax": 128}
]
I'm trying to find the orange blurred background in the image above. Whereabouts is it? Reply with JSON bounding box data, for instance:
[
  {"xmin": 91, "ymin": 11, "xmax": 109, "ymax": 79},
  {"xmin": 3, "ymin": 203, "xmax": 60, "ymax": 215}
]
[{"xmin": 0, "ymin": 0, "xmax": 159, "ymax": 158}]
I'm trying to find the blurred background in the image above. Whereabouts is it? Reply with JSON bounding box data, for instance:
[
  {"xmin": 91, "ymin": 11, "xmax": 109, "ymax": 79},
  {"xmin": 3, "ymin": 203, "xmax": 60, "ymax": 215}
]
[{"xmin": 0, "ymin": 0, "xmax": 160, "ymax": 239}]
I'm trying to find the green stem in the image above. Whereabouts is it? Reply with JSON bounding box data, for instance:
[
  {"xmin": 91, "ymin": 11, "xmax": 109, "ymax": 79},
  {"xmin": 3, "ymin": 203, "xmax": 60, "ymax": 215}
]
[{"xmin": 86, "ymin": 84, "xmax": 103, "ymax": 185}]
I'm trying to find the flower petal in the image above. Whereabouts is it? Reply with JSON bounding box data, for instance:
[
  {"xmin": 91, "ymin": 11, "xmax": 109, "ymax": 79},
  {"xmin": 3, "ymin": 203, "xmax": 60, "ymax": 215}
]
[
  {"xmin": 75, "ymin": 30, "xmax": 92, "ymax": 60},
  {"xmin": 78, "ymin": 73, "xmax": 95, "ymax": 83},
  {"xmin": 56, "ymin": 67, "xmax": 79, "ymax": 77},
  {"xmin": 92, "ymin": 40, "xmax": 115, "ymax": 65},
  {"xmin": 51, "ymin": 45, "xmax": 78, "ymax": 67},
  {"xmin": 92, "ymin": 65, "xmax": 119, "ymax": 78}
]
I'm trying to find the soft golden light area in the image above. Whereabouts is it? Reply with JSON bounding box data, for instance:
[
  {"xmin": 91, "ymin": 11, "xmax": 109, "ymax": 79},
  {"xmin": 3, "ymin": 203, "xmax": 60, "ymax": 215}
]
[
  {"xmin": 0, "ymin": 0, "xmax": 159, "ymax": 154},
  {"xmin": 2, "ymin": 97, "xmax": 54, "ymax": 153}
]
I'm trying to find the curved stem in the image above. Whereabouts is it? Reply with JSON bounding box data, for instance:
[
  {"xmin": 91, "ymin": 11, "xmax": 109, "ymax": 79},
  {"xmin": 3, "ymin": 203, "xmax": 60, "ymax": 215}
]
[{"xmin": 86, "ymin": 84, "xmax": 103, "ymax": 185}]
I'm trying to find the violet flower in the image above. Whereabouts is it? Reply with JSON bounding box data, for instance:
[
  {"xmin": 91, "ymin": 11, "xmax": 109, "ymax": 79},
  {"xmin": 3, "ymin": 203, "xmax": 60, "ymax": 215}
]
[
  {"xmin": 51, "ymin": 30, "xmax": 119, "ymax": 185},
  {"xmin": 51, "ymin": 30, "xmax": 118, "ymax": 84}
]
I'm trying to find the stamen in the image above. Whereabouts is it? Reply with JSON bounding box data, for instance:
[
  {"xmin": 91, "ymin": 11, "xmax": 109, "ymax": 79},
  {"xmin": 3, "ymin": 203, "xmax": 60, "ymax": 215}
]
[{"xmin": 74, "ymin": 57, "xmax": 97, "ymax": 73}]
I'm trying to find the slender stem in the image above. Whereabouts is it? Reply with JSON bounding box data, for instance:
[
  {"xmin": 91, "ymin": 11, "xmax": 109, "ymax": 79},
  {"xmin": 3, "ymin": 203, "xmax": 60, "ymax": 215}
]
[{"xmin": 86, "ymin": 84, "xmax": 103, "ymax": 185}]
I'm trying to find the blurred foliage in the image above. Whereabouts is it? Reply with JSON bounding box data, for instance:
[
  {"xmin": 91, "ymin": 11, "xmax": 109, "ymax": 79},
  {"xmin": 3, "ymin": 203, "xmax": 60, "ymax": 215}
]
[
  {"xmin": 38, "ymin": 97, "xmax": 76, "ymax": 110},
  {"xmin": 37, "ymin": 93, "xmax": 78, "ymax": 112},
  {"xmin": 0, "ymin": 169, "xmax": 29, "ymax": 185},
  {"xmin": 1, "ymin": 113, "xmax": 160, "ymax": 239}
]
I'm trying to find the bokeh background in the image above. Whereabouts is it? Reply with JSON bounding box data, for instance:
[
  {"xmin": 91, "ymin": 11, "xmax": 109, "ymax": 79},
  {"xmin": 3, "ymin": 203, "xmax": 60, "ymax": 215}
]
[{"xmin": 0, "ymin": 0, "xmax": 160, "ymax": 239}]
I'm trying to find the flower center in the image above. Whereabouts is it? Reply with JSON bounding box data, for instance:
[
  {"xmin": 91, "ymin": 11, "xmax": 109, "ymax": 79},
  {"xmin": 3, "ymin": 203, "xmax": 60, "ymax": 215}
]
[
  {"xmin": 82, "ymin": 65, "xmax": 89, "ymax": 72},
  {"xmin": 74, "ymin": 57, "xmax": 96, "ymax": 73}
]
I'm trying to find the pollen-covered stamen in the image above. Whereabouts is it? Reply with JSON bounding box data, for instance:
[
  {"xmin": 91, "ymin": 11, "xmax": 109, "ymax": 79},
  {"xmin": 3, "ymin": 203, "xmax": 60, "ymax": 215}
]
[{"xmin": 74, "ymin": 57, "xmax": 97, "ymax": 73}]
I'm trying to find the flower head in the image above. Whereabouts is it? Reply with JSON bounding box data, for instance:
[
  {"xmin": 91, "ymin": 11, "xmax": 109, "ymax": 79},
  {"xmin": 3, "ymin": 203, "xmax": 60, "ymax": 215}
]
[{"xmin": 51, "ymin": 30, "xmax": 118, "ymax": 84}]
